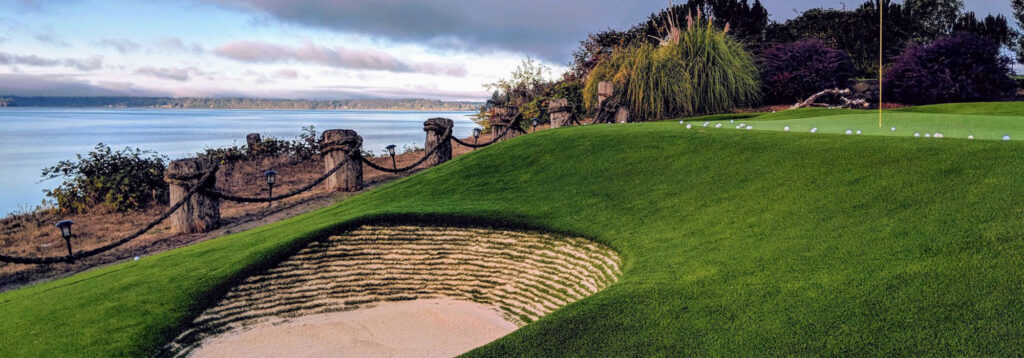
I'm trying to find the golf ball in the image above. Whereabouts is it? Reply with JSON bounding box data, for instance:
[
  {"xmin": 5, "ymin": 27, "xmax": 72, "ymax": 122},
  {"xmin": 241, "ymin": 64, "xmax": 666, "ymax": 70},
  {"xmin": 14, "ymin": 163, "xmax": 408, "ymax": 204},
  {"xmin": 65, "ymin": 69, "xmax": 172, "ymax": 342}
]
[
  {"xmin": 933, "ymin": 133, "xmax": 943, "ymax": 138},
  {"xmin": 686, "ymin": 124, "xmax": 692, "ymax": 129},
  {"xmin": 925, "ymin": 133, "xmax": 931, "ymax": 138},
  {"xmin": 891, "ymin": 127, "xmax": 896, "ymax": 132},
  {"xmin": 703, "ymin": 122, "xmax": 709, "ymax": 127},
  {"xmin": 845, "ymin": 129, "xmax": 852, "ymax": 135},
  {"xmin": 856, "ymin": 130, "xmax": 862, "ymax": 135},
  {"xmin": 747, "ymin": 126, "xmax": 753, "ymax": 130},
  {"xmin": 914, "ymin": 133, "xmax": 920, "ymax": 137},
  {"xmin": 810, "ymin": 128, "xmax": 818, "ymax": 133},
  {"xmin": 784, "ymin": 126, "xmax": 791, "ymax": 132},
  {"xmin": 968, "ymin": 135, "xmax": 975, "ymax": 140},
  {"xmin": 1003, "ymin": 135, "xmax": 1011, "ymax": 141}
]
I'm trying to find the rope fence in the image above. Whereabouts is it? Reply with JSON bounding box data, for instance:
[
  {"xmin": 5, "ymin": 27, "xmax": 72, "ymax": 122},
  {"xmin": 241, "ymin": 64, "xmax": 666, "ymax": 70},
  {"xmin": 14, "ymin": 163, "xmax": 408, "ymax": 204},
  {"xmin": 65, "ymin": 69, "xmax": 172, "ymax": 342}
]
[{"xmin": 0, "ymin": 101, "xmax": 581, "ymax": 265}]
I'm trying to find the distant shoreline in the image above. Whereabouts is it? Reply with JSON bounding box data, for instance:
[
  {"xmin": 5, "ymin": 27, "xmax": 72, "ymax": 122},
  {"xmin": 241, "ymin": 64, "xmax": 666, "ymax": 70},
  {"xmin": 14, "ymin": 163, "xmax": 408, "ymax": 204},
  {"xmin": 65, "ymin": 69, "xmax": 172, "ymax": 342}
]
[{"xmin": 0, "ymin": 96, "xmax": 484, "ymax": 111}]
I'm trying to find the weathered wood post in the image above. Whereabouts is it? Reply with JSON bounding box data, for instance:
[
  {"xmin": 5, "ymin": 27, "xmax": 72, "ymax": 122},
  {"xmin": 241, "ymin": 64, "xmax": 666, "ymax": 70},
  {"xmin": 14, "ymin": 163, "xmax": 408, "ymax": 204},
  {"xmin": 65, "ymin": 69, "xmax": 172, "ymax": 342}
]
[
  {"xmin": 490, "ymin": 105, "xmax": 523, "ymax": 142},
  {"xmin": 164, "ymin": 158, "xmax": 220, "ymax": 234},
  {"xmin": 598, "ymin": 81, "xmax": 614, "ymax": 108},
  {"xmin": 423, "ymin": 117, "xmax": 453, "ymax": 166},
  {"xmin": 321, "ymin": 129, "xmax": 363, "ymax": 192},
  {"xmin": 548, "ymin": 98, "xmax": 574, "ymax": 129},
  {"xmin": 245, "ymin": 133, "xmax": 261, "ymax": 152},
  {"xmin": 597, "ymin": 81, "xmax": 629, "ymax": 123}
]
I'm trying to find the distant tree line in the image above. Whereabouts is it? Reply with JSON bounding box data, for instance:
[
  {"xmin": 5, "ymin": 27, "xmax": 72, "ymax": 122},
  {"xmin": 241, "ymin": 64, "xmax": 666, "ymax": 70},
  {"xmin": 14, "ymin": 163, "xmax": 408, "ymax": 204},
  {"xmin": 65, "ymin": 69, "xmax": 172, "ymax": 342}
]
[{"xmin": 0, "ymin": 96, "xmax": 482, "ymax": 111}]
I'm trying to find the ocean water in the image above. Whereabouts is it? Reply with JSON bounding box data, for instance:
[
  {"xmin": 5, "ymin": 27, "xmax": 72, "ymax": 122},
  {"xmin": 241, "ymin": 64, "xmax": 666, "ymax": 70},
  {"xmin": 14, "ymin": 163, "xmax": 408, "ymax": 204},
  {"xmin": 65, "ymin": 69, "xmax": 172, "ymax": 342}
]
[{"xmin": 0, "ymin": 108, "xmax": 479, "ymax": 214}]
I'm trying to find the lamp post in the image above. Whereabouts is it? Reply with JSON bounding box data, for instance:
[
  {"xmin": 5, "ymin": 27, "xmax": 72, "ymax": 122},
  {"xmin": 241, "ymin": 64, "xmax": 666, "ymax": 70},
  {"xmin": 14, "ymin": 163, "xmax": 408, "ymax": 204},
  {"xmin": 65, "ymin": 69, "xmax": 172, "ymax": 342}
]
[
  {"xmin": 55, "ymin": 220, "xmax": 74, "ymax": 258},
  {"xmin": 386, "ymin": 144, "xmax": 397, "ymax": 170},
  {"xmin": 531, "ymin": 118, "xmax": 539, "ymax": 133},
  {"xmin": 472, "ymin": 128, "xmax": 482, "ymax": 150},
  {"xmin": 264, "ymin": 170, "xmax": 276, "ymax": 207}
]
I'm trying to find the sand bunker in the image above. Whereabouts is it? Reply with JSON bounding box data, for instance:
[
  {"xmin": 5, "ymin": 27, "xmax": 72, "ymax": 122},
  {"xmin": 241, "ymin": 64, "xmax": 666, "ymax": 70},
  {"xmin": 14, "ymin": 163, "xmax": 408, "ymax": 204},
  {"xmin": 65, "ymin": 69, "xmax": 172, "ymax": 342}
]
[
  {"xmin": 167, "ymin": 225, "xmax": 621, "ymax": 357},
  {"xmin": 191, "ymin": 299, "xmax": 516, "ymax": 358}
]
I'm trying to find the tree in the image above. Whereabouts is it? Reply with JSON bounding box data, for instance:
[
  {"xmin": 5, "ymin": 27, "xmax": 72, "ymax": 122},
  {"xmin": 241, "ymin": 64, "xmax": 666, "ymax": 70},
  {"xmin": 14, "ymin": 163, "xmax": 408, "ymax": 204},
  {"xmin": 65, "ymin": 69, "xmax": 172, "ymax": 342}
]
[
  {"xmin": 885, "ymin": 32, "xmax": 1016, "ymax": 104},
  {"xmin": 953, "ymin": 12, "xmax": 1013, "ymax": 49},
  {"xmin": 1013, "ymin": 0, "xmax": 1024, "ymax": 63},
  {"xmin": 903, "ymin": 0, "xmax": 963, "ymax": 43}
]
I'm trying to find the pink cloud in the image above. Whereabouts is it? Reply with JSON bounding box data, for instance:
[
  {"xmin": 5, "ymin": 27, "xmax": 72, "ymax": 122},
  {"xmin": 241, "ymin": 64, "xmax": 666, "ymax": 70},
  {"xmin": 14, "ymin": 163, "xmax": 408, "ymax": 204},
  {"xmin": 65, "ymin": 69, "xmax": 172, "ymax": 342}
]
[{"xmin": 213, "ymin": 40, "xmax": 466, "ymax": 77}]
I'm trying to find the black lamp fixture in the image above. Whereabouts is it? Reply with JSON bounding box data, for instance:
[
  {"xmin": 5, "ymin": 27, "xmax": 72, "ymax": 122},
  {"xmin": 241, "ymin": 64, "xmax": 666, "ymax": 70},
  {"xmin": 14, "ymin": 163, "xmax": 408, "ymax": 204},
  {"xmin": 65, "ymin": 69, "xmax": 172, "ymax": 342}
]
[
  {"xmin": 264, "ymin": 170, "xmax": 277, "ymax": 207},
  {"xmin": 472, "ymin": 128, "xmax": 482, "ymax": 150},
  {"xmin": 531, "ymin": 118, "xmax": 540, "ymax": 132},
  {"xmin": 55, "ymin": 220, "xmax": 74, "ymax": 258},
  {"xmin": 386, "ymin": 144, "xmax": 397, "ymax": 170}
]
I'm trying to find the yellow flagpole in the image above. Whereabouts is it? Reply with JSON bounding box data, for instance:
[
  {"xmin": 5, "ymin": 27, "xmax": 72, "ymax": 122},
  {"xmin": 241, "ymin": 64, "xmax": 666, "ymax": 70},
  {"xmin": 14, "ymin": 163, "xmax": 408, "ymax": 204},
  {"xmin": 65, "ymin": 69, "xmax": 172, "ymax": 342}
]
[{"xmin": 878, "ymin": 0, "xmax": 883, "ymax": 128}]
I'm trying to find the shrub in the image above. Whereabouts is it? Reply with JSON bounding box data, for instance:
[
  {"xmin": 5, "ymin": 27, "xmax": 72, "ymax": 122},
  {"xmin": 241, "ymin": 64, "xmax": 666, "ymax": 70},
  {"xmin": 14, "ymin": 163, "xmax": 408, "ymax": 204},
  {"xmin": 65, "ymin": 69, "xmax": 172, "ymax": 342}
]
[
  {"xmin": 198, "ymin": 126, "xmax": 321, "ymax": 164},
  {"xmin": 584, "ymin": 12, "xmax": 760, "ymax": 120},
  {"xmin": 42, "ymin": 143, "xmax": 168, "ymax": 213},
  {"xmin": 760, "ymin": 40, "xmax": 855, "ymax": 104},
  {"xmin": 885, "ymin": 32, "xmax": 1016, "ymax": 104}
]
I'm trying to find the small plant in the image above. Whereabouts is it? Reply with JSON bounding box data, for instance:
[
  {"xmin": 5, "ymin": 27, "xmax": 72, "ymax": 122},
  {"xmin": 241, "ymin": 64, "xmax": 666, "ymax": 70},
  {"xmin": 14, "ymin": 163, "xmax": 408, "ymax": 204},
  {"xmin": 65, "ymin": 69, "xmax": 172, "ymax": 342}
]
[
  {"xmin": 760, "ymin": 40, "xmax": 855, "ymax": 104},
  {"xmin": 42, "ymin": 143, "xmax": 168, "ymax": 213},
  {"xmin": 885, "ymin": 32, "xmax": 1016, "ymax": 104}
]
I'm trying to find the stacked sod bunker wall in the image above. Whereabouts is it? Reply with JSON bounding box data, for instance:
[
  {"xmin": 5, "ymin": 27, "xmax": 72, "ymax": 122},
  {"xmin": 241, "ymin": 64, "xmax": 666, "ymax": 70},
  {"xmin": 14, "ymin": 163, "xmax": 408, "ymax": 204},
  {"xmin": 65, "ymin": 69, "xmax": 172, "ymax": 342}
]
[{"xmin": 166, "ymin": 225, "xmax": 622, "ymax": 355}]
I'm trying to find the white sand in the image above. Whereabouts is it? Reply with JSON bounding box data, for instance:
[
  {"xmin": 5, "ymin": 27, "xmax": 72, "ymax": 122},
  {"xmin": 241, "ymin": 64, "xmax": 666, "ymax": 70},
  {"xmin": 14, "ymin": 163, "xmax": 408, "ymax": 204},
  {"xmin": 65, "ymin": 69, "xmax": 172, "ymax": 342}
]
[{"xmin": 190, "ymin": 299, "xmax": 517, "ymax": 358}]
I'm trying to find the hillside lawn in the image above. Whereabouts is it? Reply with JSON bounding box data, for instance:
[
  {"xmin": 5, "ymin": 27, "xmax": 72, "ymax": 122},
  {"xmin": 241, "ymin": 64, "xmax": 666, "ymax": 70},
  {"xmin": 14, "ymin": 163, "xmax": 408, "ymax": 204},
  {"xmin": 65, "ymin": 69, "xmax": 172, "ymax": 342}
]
[
  {"xmin": 1, "ymin": 102, "xmax": 1023, "ymax": 356},
  {"xmin": 693, "ymin": 102, "xmax": 1024, "ymax": 140}
]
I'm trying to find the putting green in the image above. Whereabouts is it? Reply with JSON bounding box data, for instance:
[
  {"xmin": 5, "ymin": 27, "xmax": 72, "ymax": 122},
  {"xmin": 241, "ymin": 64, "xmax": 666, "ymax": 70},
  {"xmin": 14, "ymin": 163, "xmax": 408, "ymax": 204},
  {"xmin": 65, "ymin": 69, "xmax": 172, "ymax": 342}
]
[{"xmin": 687, "ymin": 102, "xmax": 1024, "ymax": 140}]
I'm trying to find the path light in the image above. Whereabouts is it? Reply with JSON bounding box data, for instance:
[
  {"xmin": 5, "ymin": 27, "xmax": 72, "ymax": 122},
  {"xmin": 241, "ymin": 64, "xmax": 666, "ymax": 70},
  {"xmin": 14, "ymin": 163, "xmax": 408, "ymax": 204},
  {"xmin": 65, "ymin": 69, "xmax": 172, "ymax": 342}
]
[
  {"xmin": 784, "ymin": 126, "xmax": 790, "ymax": 132},
  {"xmin": 472, "ymin": 128, "xmax": 482, "ymax": 150},
  {"xmin": 264, "ymin": 170, "xmax": 277, "ymax": 207},
  {"xmin": 55, "ymin": 220, "xmax": 74, "ymax": 257},
  {"xmin": 1004, "ymin": 135, "xmax": 1011, "ymax": 141},
  {"xmin": 386, "ymin": 144, "xmax": 398, "ymax": 170},
  {"xmin": 531, "ymin": 118, "xmax": 540, "ymax": 133}
]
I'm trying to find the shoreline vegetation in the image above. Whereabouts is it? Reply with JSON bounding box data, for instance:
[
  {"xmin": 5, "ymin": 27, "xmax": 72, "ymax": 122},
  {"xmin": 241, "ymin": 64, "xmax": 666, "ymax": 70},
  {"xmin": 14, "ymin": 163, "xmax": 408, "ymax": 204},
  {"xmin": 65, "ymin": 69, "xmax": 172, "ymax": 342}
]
[{"xmin": 0, "ymin": 96, "xmax": 483, "ymax": 111}]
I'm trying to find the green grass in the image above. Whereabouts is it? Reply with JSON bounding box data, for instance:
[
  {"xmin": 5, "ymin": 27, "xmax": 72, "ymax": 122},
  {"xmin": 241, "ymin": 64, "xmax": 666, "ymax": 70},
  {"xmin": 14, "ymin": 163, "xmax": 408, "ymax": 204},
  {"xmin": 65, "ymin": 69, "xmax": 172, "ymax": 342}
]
[
  {"xmin": 3, "ymin": 110, "xmax": 1024, "ymax": 356},
  {"xmin": 686, "ymin": 102, "xmax": 1024, "ymax": 140}
]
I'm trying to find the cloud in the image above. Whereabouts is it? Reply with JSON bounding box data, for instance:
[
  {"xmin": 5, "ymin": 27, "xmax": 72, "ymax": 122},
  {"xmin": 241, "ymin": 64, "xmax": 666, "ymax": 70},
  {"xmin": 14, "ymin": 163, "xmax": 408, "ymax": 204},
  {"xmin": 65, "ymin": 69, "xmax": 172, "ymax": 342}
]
[
  {"xmin": 133, "ymin": 66, "xmax": 207, "ymax": 81},
  {"xmin": 0, "ymin": 51, "xmax": 103, "ymax": 71},
  {"xmin": 154, "ymin": 37, "xmax": 205, "ymax": 54},
  {"xmin": 98, "ymin": 38, "xmax": 141, "ymax": 54},
  {"xmin": 0, "ymin": 73, "xmax": 166, "ymax": 97},
  {"xmin": 214, "ymin": 40, "xmax": 466, "ymax": 77},
  {"xmin": 0, "ymin": 36, "xmax": 7, "ymax": 43},
  {"xmin": 271, "ymin": 69, "xmax": 298, "ymax": 79},
  {"xmin": 33, "ymin": 32, "xmax": 71, "ymax": 47},
  {"xmin": 201, "ymin": 0, "xmax": 669, "ymax": 62}
]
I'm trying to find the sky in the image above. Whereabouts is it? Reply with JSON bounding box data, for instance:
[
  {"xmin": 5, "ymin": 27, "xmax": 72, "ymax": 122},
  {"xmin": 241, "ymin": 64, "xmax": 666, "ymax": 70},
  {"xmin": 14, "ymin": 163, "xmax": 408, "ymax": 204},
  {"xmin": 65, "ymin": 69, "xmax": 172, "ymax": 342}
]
[{"xmin": 0, "ymin": 0, "xmax": 1015, "ymax": 101}]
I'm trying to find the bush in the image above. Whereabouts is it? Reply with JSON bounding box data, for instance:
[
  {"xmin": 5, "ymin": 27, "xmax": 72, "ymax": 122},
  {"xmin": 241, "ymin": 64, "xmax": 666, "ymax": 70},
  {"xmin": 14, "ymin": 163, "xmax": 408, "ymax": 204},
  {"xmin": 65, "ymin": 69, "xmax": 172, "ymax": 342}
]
[
  {"xmin": 198, "ymin": 126, "xmax": 321, "ymax": 164},
  {"xmin": 885, "ymin": 32, "xmax": 1016, "ymax": 104},
  {"xmin": 760, "ymin": 40, "xmax": 855, "ymax": 104},
  {"xmin": 584, "ymin": 12, "xmax": 760, "ymax": 120},
  {"xmin": 42, "ymin": 143, "xmax": 168, "ymax": 213}
]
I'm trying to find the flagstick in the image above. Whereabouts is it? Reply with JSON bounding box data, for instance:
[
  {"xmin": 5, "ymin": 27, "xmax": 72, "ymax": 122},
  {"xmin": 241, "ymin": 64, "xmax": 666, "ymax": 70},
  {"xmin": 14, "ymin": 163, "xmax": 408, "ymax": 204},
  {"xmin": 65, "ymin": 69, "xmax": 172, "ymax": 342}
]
[{"xmin": 878, "ymin": 0, "xmax": 883, "ymax": 128}]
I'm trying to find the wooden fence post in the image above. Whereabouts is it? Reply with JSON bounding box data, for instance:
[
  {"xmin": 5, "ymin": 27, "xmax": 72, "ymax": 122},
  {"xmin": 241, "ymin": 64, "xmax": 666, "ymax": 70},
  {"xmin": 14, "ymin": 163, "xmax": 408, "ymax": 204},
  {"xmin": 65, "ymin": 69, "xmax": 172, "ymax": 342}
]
[
  {"xmin": 548, "ymin": 98, "xmax": 574, "ymax": 128},
  {"xmin": 321, "ymin": 129, "xmax": 363, "ymax": 192},
  {"xmin": 164, "ymin": 158, "xmax": 220, "ymax": 234},
  {"xmin": 246, "ymin": 133, "xmax": 261, "ymax": 152},
  {"xmin": 491, "ymin": 106, "xmax": 523, "ymax": 142},
  {"xmin": 423, "ymin": 118, "xmax": 453, "ymax": 166}
]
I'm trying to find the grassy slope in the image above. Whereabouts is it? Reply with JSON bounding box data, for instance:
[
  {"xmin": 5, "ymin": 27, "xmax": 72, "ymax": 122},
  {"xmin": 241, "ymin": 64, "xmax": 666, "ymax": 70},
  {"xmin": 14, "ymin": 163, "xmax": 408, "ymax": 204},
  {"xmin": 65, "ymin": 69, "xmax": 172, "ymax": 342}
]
[
  {"xmin": 3, "ymin": 119, "xmax": 1024, "ymax": 356},
  {"xmin": 687, "ymin": 102, "xmax": 1024, "ymax": 140}
]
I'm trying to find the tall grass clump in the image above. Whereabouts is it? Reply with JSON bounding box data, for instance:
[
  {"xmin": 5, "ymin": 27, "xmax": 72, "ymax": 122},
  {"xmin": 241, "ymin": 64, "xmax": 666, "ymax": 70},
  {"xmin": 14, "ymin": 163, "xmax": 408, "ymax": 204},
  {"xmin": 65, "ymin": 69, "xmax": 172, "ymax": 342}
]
[{"xmin": 584, "ymin": 9, "xmax": 760, "ymax": 120}]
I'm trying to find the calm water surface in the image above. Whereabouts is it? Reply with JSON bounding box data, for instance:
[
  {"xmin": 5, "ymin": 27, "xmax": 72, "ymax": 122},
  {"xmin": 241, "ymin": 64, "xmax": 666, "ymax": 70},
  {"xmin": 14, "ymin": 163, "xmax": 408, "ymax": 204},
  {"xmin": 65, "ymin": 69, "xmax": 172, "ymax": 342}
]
[{"xmin": 0, "ymin": 108, "xmax": 478, "ymax": 214}]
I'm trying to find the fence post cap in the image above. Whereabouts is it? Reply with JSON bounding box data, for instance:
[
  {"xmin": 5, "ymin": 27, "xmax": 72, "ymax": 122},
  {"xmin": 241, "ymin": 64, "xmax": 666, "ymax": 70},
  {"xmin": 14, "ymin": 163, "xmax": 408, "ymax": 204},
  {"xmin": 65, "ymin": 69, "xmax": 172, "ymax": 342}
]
[{"xmin": 423, "ymin": 117, "xmax": 454, "ymax": 132}]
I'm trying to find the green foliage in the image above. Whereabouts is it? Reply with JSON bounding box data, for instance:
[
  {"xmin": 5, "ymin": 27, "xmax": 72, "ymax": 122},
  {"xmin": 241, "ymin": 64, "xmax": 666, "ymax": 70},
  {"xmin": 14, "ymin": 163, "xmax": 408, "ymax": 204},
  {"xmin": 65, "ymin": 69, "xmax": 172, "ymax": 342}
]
[
  {"xmin": 584, "ymin": 15, "xmax": 760, "ymax": 120},
  {"xmin": 197, "ymin": 126, "xmax": 321, "ymax": 164},
  {"xmin": 6, "ymin": 105, "xmax": 1024, "ymax": 356},
  {"xmin": 41, "ymin": 143, "xmax": 168, "ymax": 214}
]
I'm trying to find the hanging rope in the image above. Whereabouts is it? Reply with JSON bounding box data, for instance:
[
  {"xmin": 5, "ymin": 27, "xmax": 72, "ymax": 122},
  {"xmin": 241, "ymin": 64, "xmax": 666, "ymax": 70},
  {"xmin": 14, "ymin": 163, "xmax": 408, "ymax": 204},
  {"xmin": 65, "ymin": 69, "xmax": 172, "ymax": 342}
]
[
  {"xmin": 450, "ymin": 124, "xmax": 518, "ymax": 148},
  {"xmin": 361, "ymin": 127, "xmax": 453, "ymax": 173},
  {"xmin": 202, "ymin": 145, "xmax": 360, "ymax": 203},
  {"xmin": 0, "ymin": 167, "xmax": 219, "ymax": 265}
]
